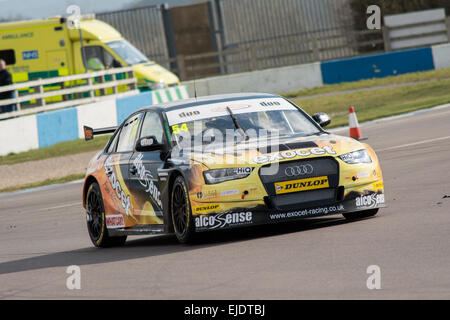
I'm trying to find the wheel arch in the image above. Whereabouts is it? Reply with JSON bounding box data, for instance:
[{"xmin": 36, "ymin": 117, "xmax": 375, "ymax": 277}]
[
  {"xmin": 82, "ymin": 175, "xmax": 99, "ymax": 209},
  {"xmin": 163, "ymin": 169, "xmax": 186, "ymax": 233}
]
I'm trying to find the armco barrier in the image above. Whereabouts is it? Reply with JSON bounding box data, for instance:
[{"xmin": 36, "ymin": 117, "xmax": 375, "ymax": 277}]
[
  {"xmin": 320, "ymin": 47, "xmax": 435, "ymax": 84},
  {"xmin": 182, "ymin": 62, "xmax": 323, "ymax": 96},
  {"xmin": 0, "ymin": 86, "xmax": 189, "ymax": 156}
]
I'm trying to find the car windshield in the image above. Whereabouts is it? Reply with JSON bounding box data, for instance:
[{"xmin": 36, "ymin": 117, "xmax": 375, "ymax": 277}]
[
  {"xmin": 169, "ymin": 107, "xmax": 320, "ymax": 146},
  {"xmin": 107, "ymin": 40, "xmax": 149, "ymax": 65}
]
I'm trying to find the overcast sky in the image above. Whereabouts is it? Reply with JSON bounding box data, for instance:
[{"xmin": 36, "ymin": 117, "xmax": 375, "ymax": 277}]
[{"xmin": 0, "ymin": 0, "xmax": 197, "ymax": 20}]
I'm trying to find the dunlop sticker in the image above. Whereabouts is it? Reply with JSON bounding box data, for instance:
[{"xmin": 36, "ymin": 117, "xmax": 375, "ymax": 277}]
[{"xmin": 274, "ymin": 176, "xmax": 329, "ymax": 194}]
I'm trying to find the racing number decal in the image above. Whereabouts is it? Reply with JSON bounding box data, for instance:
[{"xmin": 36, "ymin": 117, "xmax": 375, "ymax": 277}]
[{"xmin": 171, "ymin": 123, "xmax": 188, "ymax": 134}]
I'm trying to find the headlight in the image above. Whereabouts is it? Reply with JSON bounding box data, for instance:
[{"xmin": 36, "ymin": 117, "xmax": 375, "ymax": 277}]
[
  {"xmin": 203, "ymin": 167, "xmax": 253, "ymax": 184},
  {"xmin": 339, "ymin": 149, "xmax": 372, "ymax": 164}
]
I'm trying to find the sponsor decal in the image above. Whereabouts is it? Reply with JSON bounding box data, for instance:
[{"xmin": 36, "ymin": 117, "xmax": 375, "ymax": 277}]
[
  {"xmin": 22, "ymin": 50, "xmax": 39, "ymax": 60},
  {"xmin": 179, "ymin": 110, "xmax": 200, "ymax": 118},
  {"xmin": 356, "ymin": 172, "xmax": 370, "ymax": 179},
  {"xmin": 195, "ymin": 211, "xmax": 253, "ymax": 229},
  {"xmin": 269, "ymin": 204, "xmax": 345, "ymax": 220},
  {"xmin": 196, "ymin": 190, "xmax": 217, "ymax": 199},
  {"xmin": 236, "ymin": 167, "xmax": 253, "ymax": 174},
  {"xmin": 105, "ymin": 156, "xmax": 132, "ymax": 216},
  {"xmin": 140, "ymin": 138, "xmax": 154, "ymax": 147},
  {"xmin": 371, "ymin": 181, "xmax": 384, "ymax": 190},
  {"xmin": 166, "ymin": 98, "xmax": 297, "ymax": 125},
  {"xmin": 220, "ymin": 189, "xmax": 239, "ymax": 196},
  {"xmin": 133, "ymin": 153, "xmax": 162, "ymax": 208},
  {"xmin": 274, "ymin": 176, "xmax": 329, "ymax": 194},
  {"xmin": 355, "ymin": 193, "xmax": 385, "ymax": 208},
  {"xmin": 106, "ymin": 214, "xmax": 125, "ymax": 229},
  {"xmin": 253, "ymin": 146, "xmax": 336, "ymax": 164},
  {"xmin": 193, "ymin": 203, "xmax": 220, "ymax": 213}
]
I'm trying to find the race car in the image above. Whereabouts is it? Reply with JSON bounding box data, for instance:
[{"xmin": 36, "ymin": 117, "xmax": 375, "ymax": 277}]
[{"xmin": 82, "ymin": 93, "xmax": 385, "ymax": 247}]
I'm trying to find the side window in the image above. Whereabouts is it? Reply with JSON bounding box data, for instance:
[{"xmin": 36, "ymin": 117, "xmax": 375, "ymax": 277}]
[
  {"xmin": 106, "ymin": 130, "xmax": 120, "ymax": 154},
  {"xmin": 83, "ymin": 46, "xmax": 115, "ymax": 70},
  {"xmin": 116, "ymin": 113, "xmax": 143, "ymax": 152},
  {"xmin": 140, "ymin": 112, "xmax": 164, "ymax": 143},
  {"xmin": 0, "ymin": 49, "xmax": 16, "ymax": 65}
]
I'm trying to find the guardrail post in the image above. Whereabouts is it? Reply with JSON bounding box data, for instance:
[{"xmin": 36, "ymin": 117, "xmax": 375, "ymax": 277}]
[
  {"xmin": 36, "ymin": 84, "xmax": 45, "ymax": 107},
  {"xmin": 99, "ymin": 75, "xmax": 106, "ymax": 96},
  {"xmin": 127, "ymin": 70, "xmax": 136, "ymax": 90},
  {"xmin": 14, "ymin": 89, "xmax": 21, "ymax": 111},
  {"xmin": 88, "ymin": 78, "xmax": 94, "ymax": 98},
  {"xmin": 111, "ymin": 73, "xmax": 118, "ymax": 95}
]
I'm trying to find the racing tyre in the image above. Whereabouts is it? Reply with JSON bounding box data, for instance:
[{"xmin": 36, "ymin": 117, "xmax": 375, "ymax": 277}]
[
  {"xmin": 343, "ymin": 208, "xmax": 379, "ymax": 220},
  {"xmin": 86, "ymin": 182, "xmax": 127, "ymax": 248},
  {"xmin": 171, "ymin": 176, "xmax": 195, "ymax": 243}
]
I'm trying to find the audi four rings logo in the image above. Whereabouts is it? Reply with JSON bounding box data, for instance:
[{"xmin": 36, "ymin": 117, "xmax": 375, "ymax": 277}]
[{"xmin": 284, "ymin": 164, "xmax": 314, "ymax": 176}]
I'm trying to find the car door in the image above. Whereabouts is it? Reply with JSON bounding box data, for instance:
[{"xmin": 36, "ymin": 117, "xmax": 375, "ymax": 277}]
[
  {"xmin": 104, "ymin": 113, "xmax": 143, "ymax": 222},
  {"xmin": 128, "ymin": 111, "xmax": 166, "ymax": 225}
]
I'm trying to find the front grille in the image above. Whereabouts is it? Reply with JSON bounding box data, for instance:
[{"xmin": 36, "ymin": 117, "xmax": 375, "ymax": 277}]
[
  {"xmin": 259, "ymin": 157, "xmax": 341, "ymax": 210},
  {"xmin": 259, "ymin": 157, "xmax": 339, "ymax": 195}
]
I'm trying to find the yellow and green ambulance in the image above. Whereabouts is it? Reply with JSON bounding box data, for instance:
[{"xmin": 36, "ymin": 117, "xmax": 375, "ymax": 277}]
[{"xmin": 0, "ymin": 15, "xmax": 179, "ymax": 91}]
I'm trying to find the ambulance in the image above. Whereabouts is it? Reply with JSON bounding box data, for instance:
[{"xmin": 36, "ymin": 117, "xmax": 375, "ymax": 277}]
[{"xmin": 0, "ymin": 15, "xmax": 179, "ymax": 90}]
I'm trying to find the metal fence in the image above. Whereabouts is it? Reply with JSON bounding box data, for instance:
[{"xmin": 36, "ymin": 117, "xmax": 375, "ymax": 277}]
[
  {"xmin": 214, "ymin": 0, "xmax": 360, "ymax": 73},
  {"xmin": 96, "ymin": 5, "xmax": 170, "ymax": 66},
  {"xmin": 95, "ymin": 0, "xmax": 386, "ymax": 80},
  {"xmin": 158, "ymin": 28, "xmax": 383, "ymax": 80}
]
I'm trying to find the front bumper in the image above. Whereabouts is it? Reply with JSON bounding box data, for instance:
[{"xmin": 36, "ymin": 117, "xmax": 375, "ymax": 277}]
[{"xmin": 193, "ymin": 188, "xmax": 385, "ymax": 232}]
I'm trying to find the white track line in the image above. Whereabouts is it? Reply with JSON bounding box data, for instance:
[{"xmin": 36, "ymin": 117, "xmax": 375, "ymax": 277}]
[{"xmin": 377, "ymin": 135, "xmax": 450, "ymax": 152}]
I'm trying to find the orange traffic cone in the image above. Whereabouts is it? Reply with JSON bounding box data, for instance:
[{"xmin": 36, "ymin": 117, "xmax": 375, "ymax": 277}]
[{"xmin": 349, "ymin": 106, "xmax": 364, "ymax": 140}]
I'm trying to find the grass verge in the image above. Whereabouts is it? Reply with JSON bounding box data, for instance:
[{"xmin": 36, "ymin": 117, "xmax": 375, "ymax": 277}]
[
  {"xmin": 283, "ymin": 67, "xmax": 450, "ymax": 98},
  {"xmin": 292, "ymin": 78, "xmax": 450, "ymax": 128},
  {"xmin": 0, "ymin": 173, "xmax": 85, "ymax": 193},
  {"xmin": 0, "ymin": 135, "xmax": 111, "ymax": 166}
]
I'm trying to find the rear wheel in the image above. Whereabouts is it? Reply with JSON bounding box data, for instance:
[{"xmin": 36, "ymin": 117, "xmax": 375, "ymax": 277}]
[
  {"xmin": 86, "ymin": 182, "xmax": 127, "ymax": 248},
  {"xmin": 343, "ymin": 208, "xmax": 379, "ymax": 220},
  {"xmin": 171, "ymin": 176, "xmax": 195, "ymax": 243}
]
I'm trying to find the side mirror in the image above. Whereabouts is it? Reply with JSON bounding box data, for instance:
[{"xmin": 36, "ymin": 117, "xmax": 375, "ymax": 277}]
[
  {"xmin": 312, "ymin": 112, "xmax": 331, "ymax": 128},
  {"xmin": 135, "ymin": 136, "xmax": 164, "ymax": 152}
]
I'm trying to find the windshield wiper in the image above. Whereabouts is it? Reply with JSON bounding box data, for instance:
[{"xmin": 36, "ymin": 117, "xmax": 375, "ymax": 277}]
[{"xmin": 226, "ymin": 107, "xmax": 249, "ymax": 142}]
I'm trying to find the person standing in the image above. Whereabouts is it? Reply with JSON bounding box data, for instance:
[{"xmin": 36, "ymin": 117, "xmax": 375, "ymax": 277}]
[{"xmin": 0, "ymin": 59, "xmax": 15, "ymax": 113}]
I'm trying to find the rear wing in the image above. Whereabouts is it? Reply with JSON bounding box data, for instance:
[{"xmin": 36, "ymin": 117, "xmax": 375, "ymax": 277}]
[{"xmin": 83, "ymin": 125, "xmax": 117, "ymax": 141}]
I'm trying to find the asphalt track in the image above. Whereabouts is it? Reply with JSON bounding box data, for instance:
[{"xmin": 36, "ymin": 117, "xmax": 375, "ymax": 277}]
[{"xmin": 1, "ymin": 106, "xmax": 450, "ymax": 299}]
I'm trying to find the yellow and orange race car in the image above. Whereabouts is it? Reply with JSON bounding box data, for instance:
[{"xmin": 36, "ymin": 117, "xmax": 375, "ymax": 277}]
[{"xmin": 82, "ymin": 93, "xmax": 385, "ymax": 247}]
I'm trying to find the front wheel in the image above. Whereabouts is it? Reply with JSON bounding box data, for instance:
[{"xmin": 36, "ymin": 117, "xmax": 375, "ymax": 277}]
[
  {"xmin": 86, "ymin": 182, "xmax": 127, "ymax": 248},
  {"xmin": 171, "ymin": 176, "xmax": 195, "ymax": 243},
  {"xmin": 343, "ymin": 208, "xmax": 379, "ymax": 220}
]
